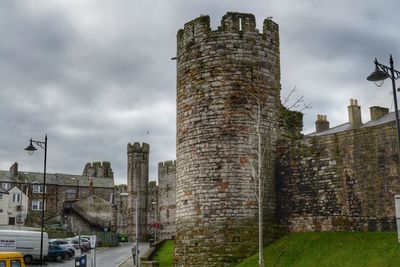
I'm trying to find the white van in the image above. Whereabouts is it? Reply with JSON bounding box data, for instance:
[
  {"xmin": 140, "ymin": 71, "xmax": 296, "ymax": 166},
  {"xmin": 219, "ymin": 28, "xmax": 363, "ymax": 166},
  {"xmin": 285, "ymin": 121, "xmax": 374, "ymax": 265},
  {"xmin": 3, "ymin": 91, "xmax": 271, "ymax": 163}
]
[{"xmin": 0, "ymin": 230, "xmax": 48, "ymax": 264}]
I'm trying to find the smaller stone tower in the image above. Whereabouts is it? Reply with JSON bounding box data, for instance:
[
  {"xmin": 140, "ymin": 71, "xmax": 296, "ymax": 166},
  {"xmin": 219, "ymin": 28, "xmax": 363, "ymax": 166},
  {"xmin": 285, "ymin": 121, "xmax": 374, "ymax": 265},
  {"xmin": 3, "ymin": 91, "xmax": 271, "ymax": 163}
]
[
  {"xmin": 158, "ymin": 160, "xmax": 176, "ymax": 240},
  {"xmin": 83, "ymin": 161, "xmax": 114, "ymax": 178},
  {"xmin": 127, "ymin": 142, "xmax": 150, "ymax": 241}
]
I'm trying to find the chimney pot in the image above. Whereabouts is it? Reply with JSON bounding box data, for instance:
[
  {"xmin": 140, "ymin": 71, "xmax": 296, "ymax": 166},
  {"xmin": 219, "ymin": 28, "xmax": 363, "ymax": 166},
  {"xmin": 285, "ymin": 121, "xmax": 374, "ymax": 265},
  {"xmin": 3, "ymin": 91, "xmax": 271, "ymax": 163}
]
[
  {"xmin": 10, "ymin": 162, "xmax": 18, "ymax": 177},
  {"xmin": 348, "ymin": 99, "xmax": 362, "ymax": 128},
  {"xmin": 316, "ymin": 114, "xmax": 330, "ymax": 132}
]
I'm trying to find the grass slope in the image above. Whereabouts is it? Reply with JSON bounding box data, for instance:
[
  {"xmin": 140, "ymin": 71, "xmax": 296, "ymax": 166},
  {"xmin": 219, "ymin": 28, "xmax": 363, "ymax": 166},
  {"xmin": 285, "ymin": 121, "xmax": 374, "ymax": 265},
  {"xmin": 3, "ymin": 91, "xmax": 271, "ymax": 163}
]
[
  {"xmin": 236, "ymin": 232, "xmax": 400, "ymax": 267},
  {"xmin": 154, "ymin": 240, "xmax": 175, "ymax": 267}
]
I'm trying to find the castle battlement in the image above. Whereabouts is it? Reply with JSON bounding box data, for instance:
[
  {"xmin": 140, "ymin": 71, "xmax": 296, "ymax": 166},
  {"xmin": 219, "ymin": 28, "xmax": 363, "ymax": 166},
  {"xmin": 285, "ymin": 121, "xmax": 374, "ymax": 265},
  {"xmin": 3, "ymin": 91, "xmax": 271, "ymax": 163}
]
[
  {"xmin": 158, "ymin": 160, "xmax": 176, "ymax": 172},
  {"xmin": 82, "ymin": 161, "xmax": 114, "ymax": 178},
  {"xmin": 127, "ymin": 142, "xmax": 150, "ymax": 154},
  {"xmin": 177, "ymin": 12, "xmax": 279, "ymax": 45}
]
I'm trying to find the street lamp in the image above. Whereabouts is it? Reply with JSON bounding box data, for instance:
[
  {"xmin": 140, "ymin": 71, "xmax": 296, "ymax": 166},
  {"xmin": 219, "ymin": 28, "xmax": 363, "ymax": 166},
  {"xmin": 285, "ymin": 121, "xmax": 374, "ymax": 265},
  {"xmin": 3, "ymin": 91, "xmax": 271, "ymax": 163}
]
[
  {"xmin": 24, "ymin": 135, "xmax": 47, "ymax": 267},
  {"xmin": 367, "ymin": 55, "xmax": 400, "ymax": 154}
]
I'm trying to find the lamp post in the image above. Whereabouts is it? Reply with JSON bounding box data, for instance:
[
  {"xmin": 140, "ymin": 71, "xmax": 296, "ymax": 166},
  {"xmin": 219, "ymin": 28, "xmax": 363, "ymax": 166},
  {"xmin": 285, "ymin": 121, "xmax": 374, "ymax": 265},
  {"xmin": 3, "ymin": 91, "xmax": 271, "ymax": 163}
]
[
  {"xmin": 24, "ymin": 135, "xmax": 47, "ymax": 267},
  {"xmin": 367, "ymin": 55, "xmax": 400, "ymax": 154}
]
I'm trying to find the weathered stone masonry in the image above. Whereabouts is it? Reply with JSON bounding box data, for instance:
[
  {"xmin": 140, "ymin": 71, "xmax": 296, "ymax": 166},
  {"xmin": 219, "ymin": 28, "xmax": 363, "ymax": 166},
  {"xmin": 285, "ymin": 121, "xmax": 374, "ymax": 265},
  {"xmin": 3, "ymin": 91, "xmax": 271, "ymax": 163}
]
[
  {"xmin": 176, "ymin": 12, "xmax": 281, "ymax": 266},
  {"xmin": 277, "ymin": 121, "xmax": 400, "ymax": 232},
  {"xmin": 158, "ymin": 160, "xmax": 176, "ymax": 240},
  {"xmin": 127, "ymin": 142, "xmax": 149, "ymax": 242}
]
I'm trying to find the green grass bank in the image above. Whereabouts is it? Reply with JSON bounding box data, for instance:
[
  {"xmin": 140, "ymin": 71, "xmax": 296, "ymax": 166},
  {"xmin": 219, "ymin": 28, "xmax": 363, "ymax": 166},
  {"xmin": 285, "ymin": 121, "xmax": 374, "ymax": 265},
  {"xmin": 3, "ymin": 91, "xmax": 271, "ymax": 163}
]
[
  {"xmin": 236, "ymin": 232, "xmax": 400, "ymax": 267},
  {"xmin": 154, "ymin": 240, "xmax": 175, "ymax": 267}
]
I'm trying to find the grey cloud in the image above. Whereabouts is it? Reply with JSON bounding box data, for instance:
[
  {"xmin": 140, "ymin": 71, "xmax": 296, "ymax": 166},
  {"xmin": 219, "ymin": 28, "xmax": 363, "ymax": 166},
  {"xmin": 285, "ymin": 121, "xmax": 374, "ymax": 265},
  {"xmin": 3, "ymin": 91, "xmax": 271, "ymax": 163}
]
[{"xmin": 1, "ymin": 0, "xmax": 399, "ymax": 184}]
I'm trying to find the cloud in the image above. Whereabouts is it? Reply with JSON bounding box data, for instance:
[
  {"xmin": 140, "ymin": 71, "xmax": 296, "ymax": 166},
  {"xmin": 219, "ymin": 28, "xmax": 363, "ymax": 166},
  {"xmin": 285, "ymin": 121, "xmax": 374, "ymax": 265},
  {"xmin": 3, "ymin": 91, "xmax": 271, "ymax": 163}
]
[{"xmin": 1, "ymin": 0, "xmax": 399, "ymax": 184}]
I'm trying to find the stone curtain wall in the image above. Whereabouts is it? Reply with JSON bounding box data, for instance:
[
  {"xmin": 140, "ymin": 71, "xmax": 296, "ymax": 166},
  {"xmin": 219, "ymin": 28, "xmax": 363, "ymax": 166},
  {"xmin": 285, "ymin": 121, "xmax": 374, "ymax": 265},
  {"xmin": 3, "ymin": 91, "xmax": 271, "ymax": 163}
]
[
  {"xmin": 158, "ymin": 160, "xmax": 176, "ymax": 240},
  {"xmin": 127, "ymin": 142, "xmax": 150, "ymax": 242},
  {"xmin": 277, "ymin": 122, "xmax": 400, "ymax": 232},
  {"xmin": 176, "ymin": 12, "xmax": 281, "ymax": 266}
]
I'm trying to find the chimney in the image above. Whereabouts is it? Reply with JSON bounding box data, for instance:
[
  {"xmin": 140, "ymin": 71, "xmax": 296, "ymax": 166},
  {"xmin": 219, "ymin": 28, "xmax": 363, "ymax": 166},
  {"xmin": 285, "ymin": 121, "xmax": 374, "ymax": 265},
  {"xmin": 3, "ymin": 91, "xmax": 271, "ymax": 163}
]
[
  {"xmin": 348, "ymin": 99, "xmax": 362, "ymax": 128},
  {"xmin": 10, "ymin": 162, "xmax": 18, "ymax": 177},
  {"xmin": 315, "ymin": 114, "xmax": 330, "ymax": 132},
  {"xmin": 370, "ymin": 106, "xmax": 389, "ymax": 120}
]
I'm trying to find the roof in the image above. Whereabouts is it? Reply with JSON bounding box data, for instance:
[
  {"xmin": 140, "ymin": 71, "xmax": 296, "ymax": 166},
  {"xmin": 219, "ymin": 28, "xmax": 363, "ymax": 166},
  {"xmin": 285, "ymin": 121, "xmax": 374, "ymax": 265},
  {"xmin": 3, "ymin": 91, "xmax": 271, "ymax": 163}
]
[
  {"xmin": 307, "ymin": 122, "xmax": 351, "ymax": 137},
  {"xmin": 361, "ymin": 111, "xmax": 398, "ymax": 128},
  {"xmin": 0, "ymin": 187, "xmax": 9, "ymax": 194},
  {"xmin": 307, "ymin": 111, "xmax": 399, "ymax": 137},
  {"xmin": 0, "ymin": 170, "xmax": 114, "ymax": 188}
]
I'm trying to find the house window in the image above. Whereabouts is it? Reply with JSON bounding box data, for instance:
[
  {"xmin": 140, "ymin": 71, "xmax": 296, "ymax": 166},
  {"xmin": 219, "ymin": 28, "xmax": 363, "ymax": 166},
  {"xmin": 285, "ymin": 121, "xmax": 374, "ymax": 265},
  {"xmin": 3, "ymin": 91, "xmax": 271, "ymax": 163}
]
[
  {"xmin": 32, "ymin": 200, "xmax": 44, "ymax": 211},
  {"xmin": 33, "ymin": 185, "xmax": 45, "ymax": 194},
  {"xmin": 0, "ymin": 193, "xmax": 2, "ymax": 200},
  {"xmin": 12, "ymin": 193, "xmax": 20, "ymax": 203},
  {"xmin": 0, "ymin": 208, "xmax": 3, "ymax": 213}
]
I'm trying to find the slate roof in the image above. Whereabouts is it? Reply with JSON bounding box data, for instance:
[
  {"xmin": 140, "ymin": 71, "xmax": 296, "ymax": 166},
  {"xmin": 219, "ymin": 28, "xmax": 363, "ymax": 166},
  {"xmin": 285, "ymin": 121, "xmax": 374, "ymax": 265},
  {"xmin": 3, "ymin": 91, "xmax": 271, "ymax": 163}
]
[
  {"xmin": 307, "ymin": 122, "xmax": 351, "ymax": 137},
  {"xmin": 0, "ymin": 170, "xmax": 114, "ymax": 188},
  {"xmin": 0, "ymin": 187, "xmax": 9, "ymax": 194},
  {"xmin": 306, "ymin": 111, "xmax": 399, "ymax": 137}
]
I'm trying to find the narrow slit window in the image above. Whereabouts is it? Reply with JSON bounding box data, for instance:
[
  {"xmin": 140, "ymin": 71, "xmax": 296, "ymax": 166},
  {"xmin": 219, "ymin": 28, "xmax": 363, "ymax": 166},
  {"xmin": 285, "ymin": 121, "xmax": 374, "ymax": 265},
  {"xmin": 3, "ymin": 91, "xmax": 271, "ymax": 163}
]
[{"xmin": 239, "ymin": 18, "xmax": 242, "ymax": 31}]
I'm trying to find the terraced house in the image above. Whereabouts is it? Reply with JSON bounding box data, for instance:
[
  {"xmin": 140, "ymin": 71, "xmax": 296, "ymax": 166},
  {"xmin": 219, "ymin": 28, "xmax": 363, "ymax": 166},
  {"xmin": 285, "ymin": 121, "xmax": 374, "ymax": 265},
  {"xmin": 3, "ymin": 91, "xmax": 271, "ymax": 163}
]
[{"xmin": 0, "ymin": 161, "xmax": 114, "ymax": 232}]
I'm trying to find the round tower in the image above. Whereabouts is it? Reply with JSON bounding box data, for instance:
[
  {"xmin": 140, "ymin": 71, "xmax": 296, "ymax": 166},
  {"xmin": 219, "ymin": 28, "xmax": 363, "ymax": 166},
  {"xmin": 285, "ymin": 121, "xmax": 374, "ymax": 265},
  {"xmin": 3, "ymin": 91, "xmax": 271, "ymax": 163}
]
[
  {"xmin": 176, "ymin": 12, "xmax": 281, "ymax": 266},
  {"xmin": 127, "ymin": 142, "xmax": 150, "ymax": 242}
]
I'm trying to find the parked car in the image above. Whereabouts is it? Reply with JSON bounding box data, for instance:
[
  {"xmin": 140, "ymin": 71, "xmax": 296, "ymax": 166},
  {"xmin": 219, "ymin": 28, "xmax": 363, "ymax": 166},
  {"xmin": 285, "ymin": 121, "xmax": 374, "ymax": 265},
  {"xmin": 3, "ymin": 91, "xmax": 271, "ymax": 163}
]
[
  {"xmin": 72, "ymin": 236, "xmax": 92, "ymax": 249},
  {"xmin": 73, "ymin": 235, "xmax": 100, "ymax": 248},
  {"xmin": 47, "ymin": 244, "xmax": 67, "ymax": 262},
  {"xmin": 118, "ymin": 233, "xmax": 128, "ymax": 242},
  {"xmin": 49, "ymin": 239, "xmax": 77, "ymax": 256},
  {"xmin": 65, "ymin": 238, "xmax": 90, "ymax": 252},
  {"xmin": 0, "ymin": 252, "xmax": 26, "ymax": 267}
]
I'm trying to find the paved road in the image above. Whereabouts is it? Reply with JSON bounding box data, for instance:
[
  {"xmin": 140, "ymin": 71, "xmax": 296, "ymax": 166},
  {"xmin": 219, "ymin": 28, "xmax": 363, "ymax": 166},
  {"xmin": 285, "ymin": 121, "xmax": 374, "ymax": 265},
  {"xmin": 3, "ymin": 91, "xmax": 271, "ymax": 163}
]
[{"xmin": 27, "ymin": 242, "xmax": 148, "ymax": 267}]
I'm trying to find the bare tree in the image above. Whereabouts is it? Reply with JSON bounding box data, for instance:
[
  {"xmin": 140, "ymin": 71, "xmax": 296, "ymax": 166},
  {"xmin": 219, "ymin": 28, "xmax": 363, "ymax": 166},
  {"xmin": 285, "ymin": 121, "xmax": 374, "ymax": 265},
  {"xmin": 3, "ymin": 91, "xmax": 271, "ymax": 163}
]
[{"xmin": 243, "ymin": 72, "xmax": 311, "ymax": 267}]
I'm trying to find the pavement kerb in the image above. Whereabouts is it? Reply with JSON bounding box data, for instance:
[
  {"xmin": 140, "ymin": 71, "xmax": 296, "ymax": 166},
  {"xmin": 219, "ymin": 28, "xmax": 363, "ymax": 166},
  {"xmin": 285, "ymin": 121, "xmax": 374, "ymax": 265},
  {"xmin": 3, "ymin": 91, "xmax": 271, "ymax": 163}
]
[{"xmin": 116, "ymin": 254, "xmax": 133, "ymax": 267}]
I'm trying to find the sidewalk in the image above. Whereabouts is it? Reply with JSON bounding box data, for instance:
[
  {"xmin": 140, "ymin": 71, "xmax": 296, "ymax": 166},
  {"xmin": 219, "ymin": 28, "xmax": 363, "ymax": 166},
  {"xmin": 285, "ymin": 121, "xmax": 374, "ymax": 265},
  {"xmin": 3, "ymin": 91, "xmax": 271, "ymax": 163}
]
[{"xmin": 117, "ymin": 242, "xmax": 149, "ymax": 267}]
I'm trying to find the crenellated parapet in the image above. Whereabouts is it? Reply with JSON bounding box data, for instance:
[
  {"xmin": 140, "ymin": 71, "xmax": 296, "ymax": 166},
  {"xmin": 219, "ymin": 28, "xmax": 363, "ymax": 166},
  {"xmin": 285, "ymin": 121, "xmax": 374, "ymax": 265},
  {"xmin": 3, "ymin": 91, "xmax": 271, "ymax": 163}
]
[
  {"xmin": 82, "ymin": 161, "xmax": 114, "ymax": 178},
  {"xmin": 177, "ymin": 12, "xmax": 278, "ymax": 43},
  {"xmin": 127, "ymin": 142, "xmax": 150, "ymax": 154},
  {"xmin": 158, "ymin": 160, "xmax": 176, "ymax": 175}
]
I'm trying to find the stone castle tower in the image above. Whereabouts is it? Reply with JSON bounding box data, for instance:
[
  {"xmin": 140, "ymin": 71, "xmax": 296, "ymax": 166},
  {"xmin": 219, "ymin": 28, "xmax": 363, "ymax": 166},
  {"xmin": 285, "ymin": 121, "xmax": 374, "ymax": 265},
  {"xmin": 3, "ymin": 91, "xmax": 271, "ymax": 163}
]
[
  {"xmin": 127, "ymin": 142, "xmax": 149, "ymax": 241},
  {"xmin": 82, "ymin": 161, "xmax": 114, "ymax": 178},
  {"xmin": 176, "ymin": 12, "xmax": 281, "ymax": 266},
  {"xmin": 158, "ymin": 160, "xmax": 176, "ymax": 240}
]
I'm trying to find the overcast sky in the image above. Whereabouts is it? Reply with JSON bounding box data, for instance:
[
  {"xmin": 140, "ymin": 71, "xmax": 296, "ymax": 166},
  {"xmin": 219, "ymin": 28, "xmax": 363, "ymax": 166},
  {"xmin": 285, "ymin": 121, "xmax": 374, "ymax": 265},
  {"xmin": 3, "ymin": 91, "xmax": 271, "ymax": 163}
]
[{"xmin": 1, "ymin": 0, "xmax": 399, "ymax": 185}]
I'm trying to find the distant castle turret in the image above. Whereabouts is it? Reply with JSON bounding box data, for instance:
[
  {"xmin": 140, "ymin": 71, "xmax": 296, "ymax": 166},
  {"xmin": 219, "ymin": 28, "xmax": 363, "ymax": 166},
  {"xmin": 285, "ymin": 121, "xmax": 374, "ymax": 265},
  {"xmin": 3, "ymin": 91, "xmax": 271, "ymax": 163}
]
[
  {"xmin": 127, "ymin": 142, "xmax": 150, "ymax": 242},
  {"xmin": 83, "ymin": 161, "xmax": 114, "ymax": 178}
]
